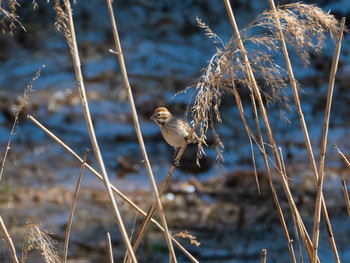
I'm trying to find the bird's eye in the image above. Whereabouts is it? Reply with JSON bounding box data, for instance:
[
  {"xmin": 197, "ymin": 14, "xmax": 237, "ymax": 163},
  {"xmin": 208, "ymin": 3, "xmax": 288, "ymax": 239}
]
[{"xmin": 157, "ymin": 113, "xmax": 161, "ymax": 116}]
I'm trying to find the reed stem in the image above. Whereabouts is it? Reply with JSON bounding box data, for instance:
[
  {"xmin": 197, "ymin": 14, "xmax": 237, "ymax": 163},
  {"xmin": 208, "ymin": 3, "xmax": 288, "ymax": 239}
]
[
  {"xmin": 62, "ymin": 1, "xmax": 137, "ymax": 261},
  {"xmin": 105, "ymin": 1, "xmax": 177, "ymax": 261}
]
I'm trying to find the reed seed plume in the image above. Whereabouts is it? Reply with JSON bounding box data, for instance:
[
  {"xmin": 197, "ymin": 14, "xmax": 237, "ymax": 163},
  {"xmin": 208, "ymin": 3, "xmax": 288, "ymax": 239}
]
[
  {"xmin": 174, "ymin": 231, "xmax": 201, "ymax": 247},
  {"xmin": 0, "ymin": 66, "xmax": 43, "ymax": 183},
  {"xmin": 21, "ymin": 222, "xmax": 61, "ymax": 263},
  {"xmin": 0, "ymin": 0, "xmax": 25, "ymax": 35},
  {"xmin": 53, "ymin": 0, "xmax": 73, "ymax": 52},
  {"xmin": 18, "ymin": 66, "xmax": 43, "ymax": 112},
  {"xmin": 253, "ymin": 3, "xmax": 344, "ymax": 66},
  {"xmin": 196, "ymin": 17, "xmax": 224, "ymax": 47},
  {"xmin": 187, "ymin": 2, "xmax": 343, "ymax": 163}
]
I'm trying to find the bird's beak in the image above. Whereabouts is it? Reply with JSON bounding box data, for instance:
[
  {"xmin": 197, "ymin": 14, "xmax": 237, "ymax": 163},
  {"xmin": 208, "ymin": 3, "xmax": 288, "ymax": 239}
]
[{"xmin": 150, "ymin": 115, "xmax": 155, "ymax": 120}]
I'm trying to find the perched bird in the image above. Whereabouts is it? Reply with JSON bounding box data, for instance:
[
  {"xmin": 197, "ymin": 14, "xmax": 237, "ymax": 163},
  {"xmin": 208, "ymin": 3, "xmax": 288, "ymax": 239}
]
[{"xmin": 150, "ymin": 107, "xmax": 201, "ymax": 150}]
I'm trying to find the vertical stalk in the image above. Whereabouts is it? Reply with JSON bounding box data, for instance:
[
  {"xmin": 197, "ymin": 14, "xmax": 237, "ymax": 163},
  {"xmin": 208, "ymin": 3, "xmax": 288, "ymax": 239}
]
[
  {"xmin": 107, "ymin": 232, "xmax": 114, "ymax": 263},
  {"xmin": 342, "ymin": 179, "xmax": 350, "ymax": 218},
  {"xmin": 62, "ymin": 1, "xmax": 137, "ymax": 262},
  {"xmin": 261, "ymin": 249, "xmax": 267, "ymax": 263},
  {"xmin": 267, "ymin": 1, "xmax": 343, "ymax": 261},
  {"xmin": 0, "ymin": 216, "xmax": 19, "ymax": 263},
  {"xmin": 125, "ymin": 120, "xmax": 199, "ymax": 262},
  {"xmin": 63, "ymin": 149, "xmax": 89, "ymax": 262},
  {"xmin": 105, "ymin": 1, "xmax": 177, "ymax": 262},
  {"xmin": 312, "ymin": 17, "xmax": 345, "ymax": 263},
  {"xmin": 223, "ymin": 0, "xmax": 315, "ymax": 260},
  {"xmin": 233, "ymin": 86, "xmax": 296, "ymax": 262}
]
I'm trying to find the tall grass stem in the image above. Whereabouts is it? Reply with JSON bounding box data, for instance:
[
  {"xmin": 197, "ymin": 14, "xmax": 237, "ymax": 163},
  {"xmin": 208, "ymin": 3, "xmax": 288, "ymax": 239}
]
[
  {"xmin": 0, "ymin": 216, "xmax": 19, "ymax": 263},
  {"xmin": 311, "ymin": 17, "xmax": 345, "ymax": 263},
  {"xmin": 63, "ymin": 149, "xmax": 89, "ymax": 262},
  {"xmin": 342, "ymin": 179, "xmax": 350, "ymax": 218},
  {"xmin": 62, "ymin": 1, "xmax": 137, "ymax": 261},
  {"xmin": 224, "ymin": 0, "xmax": 310, "ymax": 260},
  {"xmin": 105, "ymin": 1, "xmax": 177, "ymax": 261},
  {"xmin": 107, "ymin": 232, "xmax": 114, "ymax": 263}
]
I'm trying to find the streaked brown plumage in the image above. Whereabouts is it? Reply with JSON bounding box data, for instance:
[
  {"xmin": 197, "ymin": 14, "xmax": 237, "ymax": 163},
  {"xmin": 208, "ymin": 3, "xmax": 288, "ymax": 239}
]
[{"xmin": 151, "ymin": 107, "xmax": 200, "ymax": 149}]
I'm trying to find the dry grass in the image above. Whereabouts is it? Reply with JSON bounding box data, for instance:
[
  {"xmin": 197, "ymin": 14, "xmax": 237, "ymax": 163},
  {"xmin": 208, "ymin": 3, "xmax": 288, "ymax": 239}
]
[
  {"xmin": 185, "ymin": 9, "xmax": 345, "ymax": 261},
  {"xmin": 254, "ymin": 3, "xmax": 342, "ymax": 66},
  {"xmin": 187, "ymin": 1, "xmax": 346, "ymax": 262},
  {"xmin": 53, "ymin": 0, "xmax": 139, "ymax": 262},
  {"xmin": 0, "ymin": 66, "xmax": 44, "ymax": 183},
  {"xmin": 0, "ymin": 0, "xmax": 25, "ymax": 35},
  {"xmin": 0, "ymin": 1, "xmax": 348, "ymax": 263},
  {"xmin": 189, "ymin": 2, "xmax": 344, "ymax": 165},
  {"xmin": 174, "ymin": 231, "xmax": 201, "ymax": 247},
  {"xmin": 21, "ymin": 223, "xmax": 60, "ymax": 263}
]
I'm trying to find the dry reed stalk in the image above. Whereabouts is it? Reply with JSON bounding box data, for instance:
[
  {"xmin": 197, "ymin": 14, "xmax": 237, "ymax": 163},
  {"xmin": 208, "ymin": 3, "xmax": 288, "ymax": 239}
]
[
  {"xmin": 0, "ymin": 66, "xmax": 42, "ymax": 183},
  {"xmin": 279, "ymin": 146, "xmax": 302, "ymax": 261},
  {"xmin": 336, "ymin": 146, "xmax": 350, "ymax": 169},
  {"xmin": 105, "ymin": 1, "xmax": 177, "ymax": 262},
  {"xmin": 342, "ymin": 179, "xmax": 350, "ymax": 218},
  {"xmin": 107, "ymin": 232, "xmax": 114, "ymax": 263},
  {"xmin": 236, "ymin": 89, "xmax": 261, "ymax": 194},
  {"xmin": 123, "ymin": 213, "xmax": 139, "ymax": 263},
  {"xmin": 63, "ymin": 149, "xmax": 89, "ymax": 263},
  {"xmin": 125, "ymin": 121, "xmax": 200, "ymax": 262},
  {"xmin": 267, "ymin": 1, "xmax": 342, "ymax": 262},
  {"xmin": 56, "ymin": 1, "xmax": 138, "ymax": 261},
  {"xmin": 277, "ymin": 147, "xmax": 297, "ymax": 260},
  {"xmin": 311, "ymin": 17, "xmax": 345, "ymax": 263},
  {"xmin": 291, "ymin": 209, "xmax": 303, "ymax": 263},
  {"xmin": 27, "ymin": 115, "xmax": 199, "ymax": 263},
  {"xmin": 261, "ymin": 249, "xmax": 267, "ymax": 263},
  {"xmin": 232, "ymin": 85, "xmax": 296, "ymax": 262},
  {"xmin": 254, "ymin": 130, "xmax": 296, "ymax": 260},
  {"xmin": 223, "ymin": 0, "xmax": 314, "ymax": 259},
  {"xmin": 0, "ymin": 216, "xmax": 19, "ymax": 263}
]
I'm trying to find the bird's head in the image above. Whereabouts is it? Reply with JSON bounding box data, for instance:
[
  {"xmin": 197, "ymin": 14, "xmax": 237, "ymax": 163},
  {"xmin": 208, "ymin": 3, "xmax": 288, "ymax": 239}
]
[{"xmin": 151, "ymin": 107, "xmax": 172, "ymax": 125}]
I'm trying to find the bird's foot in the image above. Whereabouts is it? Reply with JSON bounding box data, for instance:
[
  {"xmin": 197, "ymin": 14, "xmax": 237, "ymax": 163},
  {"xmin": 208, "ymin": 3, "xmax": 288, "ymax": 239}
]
[{"xmin": 172, "ymin": 159, "xmax": 180, "ymax": 167}]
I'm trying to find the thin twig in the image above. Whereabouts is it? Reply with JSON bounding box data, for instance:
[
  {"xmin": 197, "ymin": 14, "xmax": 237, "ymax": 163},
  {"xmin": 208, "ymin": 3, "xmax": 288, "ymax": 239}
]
[
  {"xmin": 27, "ymin": 115, "xmax": 199, "ymax": 263},
  {"xmin": 0, "ymin": 216, "xmax": 19, "ymax": 263},
  {"xmin": 123, "ymin": 213, "xmax": 139, "ymax": 263},
  {"xmin": 107, "ymin": 232, "xmax": 114, "ymax": 263},
  {"xmin": 246, "ymin": 93, "xmax": 261, "ymax": 195},
  {"xmin": 312, "ymin": 17, "xmax": 345, "ymax": 263},
  {"xmin": 105, "ymin": 1, "xmax": 177, "ymax": 262},
  {"xmin": 291, "ymin": 209, "xmax": 304, "ymax": 263},
  {"xmin": 336, "ymin": 146, "xmax": 350, "ymax": 169},
  {"xmin": 62, "ymin": 1, "xmax": 137, "ymax": 262},
  {"xmin": 63, "ymin": 149, "xmax": 89, "ymax": 263},
  {"xmin": 280, "ymin": 148, "xmax": 304, "ymax": 263},
  {"xmin": 342, "ymin": 179, "xmax": 350, "ymax": 218}
]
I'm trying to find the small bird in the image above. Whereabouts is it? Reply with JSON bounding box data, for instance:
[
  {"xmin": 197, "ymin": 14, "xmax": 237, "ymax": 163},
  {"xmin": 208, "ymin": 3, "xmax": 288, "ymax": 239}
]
[{"xmin": 151, "ymin": 107, "xmax": 201, "ymax": 150}]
